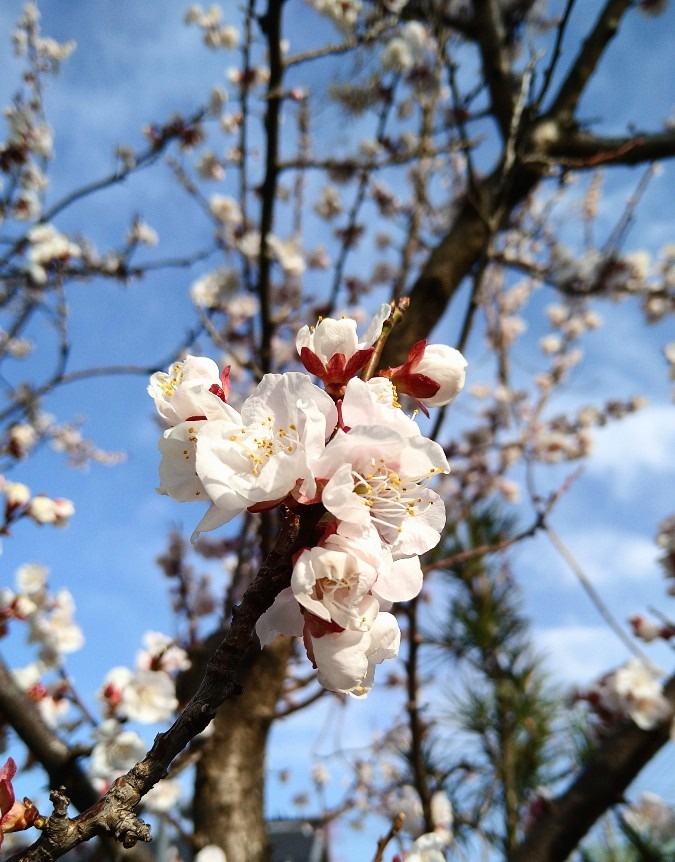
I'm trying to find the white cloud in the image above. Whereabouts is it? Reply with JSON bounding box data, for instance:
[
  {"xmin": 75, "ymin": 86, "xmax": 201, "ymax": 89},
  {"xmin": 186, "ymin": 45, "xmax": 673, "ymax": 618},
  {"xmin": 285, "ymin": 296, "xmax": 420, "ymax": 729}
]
[
  {"xmin": 561, "ymin": 527, "xmax": 659, "ymax": 587},
  {"xmin": 586, "ymin": 405, "xmax": 675, "ymax": 498},
  {"xmin": 535, "ymin": 624, "xmax": 631, "ymax": 684}
]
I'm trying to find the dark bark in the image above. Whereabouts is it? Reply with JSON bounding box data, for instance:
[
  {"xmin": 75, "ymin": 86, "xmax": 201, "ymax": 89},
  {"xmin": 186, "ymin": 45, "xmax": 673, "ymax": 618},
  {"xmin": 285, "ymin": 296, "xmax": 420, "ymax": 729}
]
[
  {"xmin": 0, "ymin": 657, "xmax": 99, "ymax": 814},
  {"xmin": 9, "ymin": 506, "xmax": 324, "ymax": 862},
  {"xmin": 508, "ymin": 675, "xmax": 675, "ymax": 862},
  {"xmin": 192, "ymin": 638, "xmax": 293, "ymax": 862},
  {"xmin": 380, "ymin": 166, "xmax": 541, "ymax": 367}
]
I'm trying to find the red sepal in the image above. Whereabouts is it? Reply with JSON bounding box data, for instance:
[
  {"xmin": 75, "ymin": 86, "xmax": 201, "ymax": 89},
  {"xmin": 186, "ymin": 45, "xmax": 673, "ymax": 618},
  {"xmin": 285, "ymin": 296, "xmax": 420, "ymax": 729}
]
[{"xmin": 300, "ymin": 347, "xmax": 327, "ymax": 378}]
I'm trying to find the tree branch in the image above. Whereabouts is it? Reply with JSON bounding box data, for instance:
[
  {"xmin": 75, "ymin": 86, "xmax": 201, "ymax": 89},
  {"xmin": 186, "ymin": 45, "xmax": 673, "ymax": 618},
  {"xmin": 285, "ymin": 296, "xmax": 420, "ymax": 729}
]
[
  {"xmin": 508, "ymin": 674, "xmax": 675, "ymax": 862},
  {"xmin": 257, "ymin": 0, "xmax": 285, "ymax": 375},
  {"xmin": 549, "ymin": 127, "xmax": 675, "ymax": 166},
  {"xmin": 548, "ymin": 0, "xmax": 632, "ymax": 123},
  {"xmin": 473, "ymin": 0, "xmax": 516, "ymax": 139},
  {"xmin": 0, "ymin": 656, "xmax": 100, "ymax": 813},
  {"xmin": 10, "ymin": 504, "xmax": 325, "ymax": 862}
]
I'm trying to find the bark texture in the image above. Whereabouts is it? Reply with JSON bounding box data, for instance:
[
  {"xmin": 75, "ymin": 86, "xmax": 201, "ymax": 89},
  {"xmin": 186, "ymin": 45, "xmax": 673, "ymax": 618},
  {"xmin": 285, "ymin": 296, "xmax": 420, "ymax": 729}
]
[
  {"xmin": 508, "ymin": 674, "xmax": 675, "ymax": 862},
  {"xmin": 192, "ymin": 637, "xmax": 293, "ymax": 862}
]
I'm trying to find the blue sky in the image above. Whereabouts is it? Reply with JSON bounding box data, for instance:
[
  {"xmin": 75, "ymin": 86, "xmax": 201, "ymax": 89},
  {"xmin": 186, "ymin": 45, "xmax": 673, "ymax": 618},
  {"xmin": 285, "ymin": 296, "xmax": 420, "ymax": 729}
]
[{"xmin": 1, "ymin": 1, "xmax": 675, "ymax": 857}]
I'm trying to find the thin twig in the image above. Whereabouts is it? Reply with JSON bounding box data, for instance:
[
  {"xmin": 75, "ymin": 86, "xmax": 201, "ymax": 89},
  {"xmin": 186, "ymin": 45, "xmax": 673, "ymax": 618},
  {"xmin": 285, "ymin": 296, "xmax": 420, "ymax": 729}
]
[
  {"xmin": 371, "ymin": 812, "xmax": 406, "ymax": 862},
  {"xmin": 545, "ymin": 525, "xmax": 653, "ymax": 665}
]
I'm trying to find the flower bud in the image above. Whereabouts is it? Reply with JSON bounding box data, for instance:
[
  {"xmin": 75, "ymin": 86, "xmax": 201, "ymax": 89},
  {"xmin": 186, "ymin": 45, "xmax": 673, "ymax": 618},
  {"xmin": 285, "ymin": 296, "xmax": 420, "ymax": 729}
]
[{"xmin": 380, "ymin": 340, "xmax": 467, "ymax": 413}]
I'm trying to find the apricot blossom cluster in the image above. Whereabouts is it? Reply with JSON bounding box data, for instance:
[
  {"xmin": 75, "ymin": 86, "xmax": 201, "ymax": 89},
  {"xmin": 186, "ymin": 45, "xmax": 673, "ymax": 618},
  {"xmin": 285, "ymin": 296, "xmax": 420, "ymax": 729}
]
[{"xmin": 149, "ymin": 306, "xmax": 466, "ymax": 696}]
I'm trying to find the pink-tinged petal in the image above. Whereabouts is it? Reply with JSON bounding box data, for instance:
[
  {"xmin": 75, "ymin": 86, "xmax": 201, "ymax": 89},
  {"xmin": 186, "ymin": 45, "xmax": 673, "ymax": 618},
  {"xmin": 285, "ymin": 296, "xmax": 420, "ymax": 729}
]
[
  {"xmin": 219, "ymin": 365, "xmax": 231, "ymax": 401},
  {"xmin": 256, "ymin": 588, "xmax": 304, "ymax": 647},
  {"xmin": 374, "ymin": 555, "xmax": 423, "ymax": 603},
  {"xmin": 0, "ymin": 758, "xmax": 17, "ymax": 784},
  {"xmin": 1, "ymin": 798, "xmax": 39, "ymax": 834},
  {"xmin": 0, "ymin": 758, "xmax": 17, "ymax": 817},
  {"xmin": 360, "ymin": 303, "xmax": 391, "ymax": 348}
]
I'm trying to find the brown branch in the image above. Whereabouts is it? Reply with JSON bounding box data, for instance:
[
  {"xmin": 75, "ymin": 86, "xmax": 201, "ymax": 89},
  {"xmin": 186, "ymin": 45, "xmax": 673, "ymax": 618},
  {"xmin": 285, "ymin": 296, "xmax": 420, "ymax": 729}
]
[
  {"xmin": 423, "ymin": 513, "xmax": 545, "ymax": 574},
  {"xmin": 257, "ymin": 0, "xmax": 285, "ymax": 375},
  {"xmin": 405, "ymin": 598, "xmax": 434, "ymax": 832},
  {"xmin": 37, "ymin": 108, "xmax": 207, "ymax": 228},
  {"xmin": 0, "ymin": 656, "xmax": 100, "ymax": 814},
  {"xmin": 508, "ymin": 674, "xmax": 675, "ymax": 862},
  {"xmin": 533, "ymin": 0, "xmax": 577, "ymax": 112},
  {"xmin": 10, "ymin": 504, "xmax": 325, "ymax": 862},
  {"xmin": 549, "ymin": 128, "xmax": 675, "ymax": 167},
  {"xmin": 473, "ymin": 0, "xmax": 516, "ymax": 138},
  {"xmin": 371, "ymin": 812, "xmax": 405, "ymax": 862},
  {"xmin": 278, "ymin": 139, "xmax": 467, "ymax": 173},
  {"xmin": 549, "ymin": 0, "xmax": 632, "ymax": 123}
]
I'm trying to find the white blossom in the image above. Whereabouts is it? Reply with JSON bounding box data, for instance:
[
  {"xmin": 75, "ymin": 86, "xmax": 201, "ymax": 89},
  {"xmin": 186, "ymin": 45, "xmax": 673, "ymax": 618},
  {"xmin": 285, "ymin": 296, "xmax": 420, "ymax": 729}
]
[
  {"xmin": 190, "ymin": 268, "xmax": 240, "ymax": 308},
  {"xmin": 3, "ymin": 481, "xmax": 31, "ymax": 507},
  {"xmin": 406, "ymin": 831, "xmax": 450, "ymax": 862},
  {"xmin": 308, "ymin": 611, "xmax": 400, "ymax": 697},
  {"xmin": 136, "ymin": 631, "xmax": 191, "ymax": 674},
  {"xmin": 193, "ymin": 373, "xmax": 337, "ymax": 535},
  {"xmin": 143, "ymin": 778, "xmax": 183, "ymax": 813},
  {"xmin": 624, "ymin": 792, "xmax": 675, "ymax": 843},
  {"xmin": 100, "ymin": 666, "xmax": 178, "ymax": 723},
  {"xmin": 28, "ymin": 588, "xmax": 84, "ymax": 663},
  {"xmin": 194, "ymin": 846, "xmax": 228, "ymax": 862},
  {"xmin": 149, "ymin": 355, "xmax": 234, "ymax": 426},
  {"xmin": 306, "ymin": 0, "xmax": 362, "ymax": 32},
  {"xmin": 27, "ymin": 496, "xmax": 75, "ymax": 526},
  {"xmin": 314, "ymin": 426, "xmax": 449, "ymax": 556},
  {"xmin": 209, "ymin": 194, "xmax": 242, "ymax": 226},
  {"xmin": 89, "ymin": 720, "xmax": 147, "ymax": 781},
  {"xmin": 128, "ymin": 220, "xmax": 158, "ymax": 246},
  {"xmin": 595, "ymin": 659, "xmax": 673, "ymax": 730},
  {"xmin": 266, "ymin": 235, "xmax": 306, "ymax": 276}
]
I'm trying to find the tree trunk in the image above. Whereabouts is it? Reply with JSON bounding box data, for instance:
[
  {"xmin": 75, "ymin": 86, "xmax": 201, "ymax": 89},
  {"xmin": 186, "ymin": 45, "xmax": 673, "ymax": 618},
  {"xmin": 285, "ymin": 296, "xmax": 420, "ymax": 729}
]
[
  {"xmin": 192, "ymin": 637, "xmax": 292, "ymax": 862},
  {"xmin": 380, "ymin": 165, "xmax": 541, "ymax": 367}
]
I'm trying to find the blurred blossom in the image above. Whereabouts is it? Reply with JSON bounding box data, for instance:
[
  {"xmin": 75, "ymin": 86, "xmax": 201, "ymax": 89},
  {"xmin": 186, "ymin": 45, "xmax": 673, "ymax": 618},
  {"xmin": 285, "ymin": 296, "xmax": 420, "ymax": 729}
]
[
  {"xmin": 190, "ymin": 268, "xmax": 240, "ymax": 308},
  {"xmin": 311, "ymin": 764, "xmax": 330, "ymax": 786},
  {"xmin": 27, "ymin": 496, "xmax": 75, "ymax": 527},
  {"xmin": 89, "ymin": 720, "xmax": 147, "ymax": 783},
  {"xmin": 306, "ymin": 0, "xmax": 362, "ymax": 32},
  {"xmin": 194, "ymin": 846, "xmax": 228, "ymax": 862},
  {"xmin": 143, "ymin": 779, "xmax": 182, "ymax": 814},
  {"xmin": 128, "ymin": 220, "xmax": 158, "ymax": 246},
  {"xmin": 135, "ymin": 631, "xmax": 191, "ymax": 674},
  {"xmin": 195, "ymin": 151, "xmax": 225, "ymax": 181},
  {"xmin": 209, "ymin": 195, "xmax": 242, "ymax": 226},
  {"xmin": 624, "ymin": 792, "xmax": 675, "ymax": 842}
]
